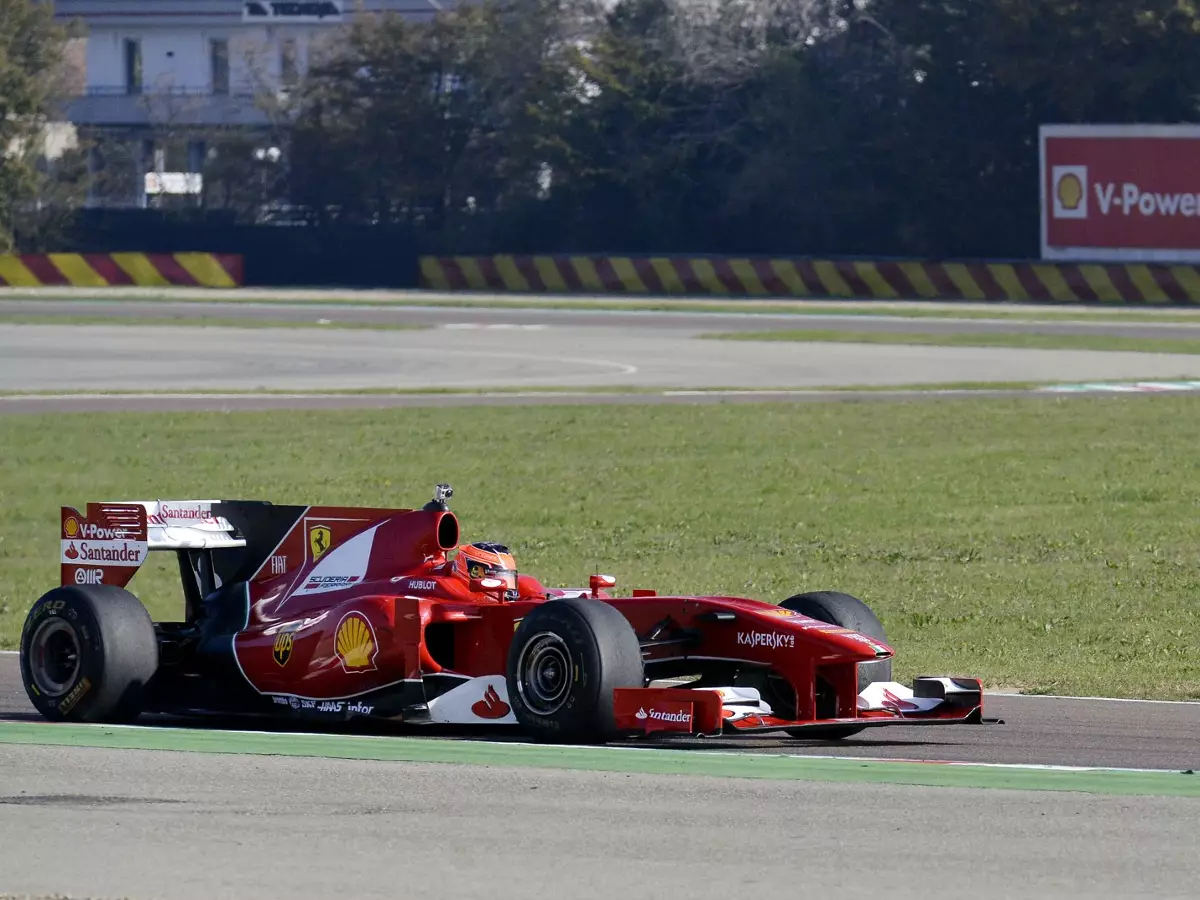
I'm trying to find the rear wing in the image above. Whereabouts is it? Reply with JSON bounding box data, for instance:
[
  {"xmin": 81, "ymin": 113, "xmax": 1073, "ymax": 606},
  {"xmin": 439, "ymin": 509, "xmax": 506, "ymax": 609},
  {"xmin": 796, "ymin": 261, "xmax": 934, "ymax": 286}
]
[{"xmin": 61, "ymin": 500, "xmax": 246, "ymax": 589}]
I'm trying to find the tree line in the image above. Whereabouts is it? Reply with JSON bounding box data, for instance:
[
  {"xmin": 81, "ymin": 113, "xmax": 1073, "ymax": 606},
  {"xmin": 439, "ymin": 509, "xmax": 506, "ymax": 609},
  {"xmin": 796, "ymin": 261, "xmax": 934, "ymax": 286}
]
[{"xmin": 6, "ymin": 0, "xmax": 1200, "ymax": 259}]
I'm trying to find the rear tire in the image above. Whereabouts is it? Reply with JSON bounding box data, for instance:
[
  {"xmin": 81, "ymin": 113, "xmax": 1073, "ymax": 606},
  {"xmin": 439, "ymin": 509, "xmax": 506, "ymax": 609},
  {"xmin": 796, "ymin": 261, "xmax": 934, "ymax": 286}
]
[
  {"xmin": 780, "ymin": 590, "xmax": 891, "ymax": 740},
  {"xmin": 20, "ymin": 585, "xmax": 159, "ymax": 723},
  {"xmin": 506, "ymin": 597, "xmax": 644, "ymax": 744}
]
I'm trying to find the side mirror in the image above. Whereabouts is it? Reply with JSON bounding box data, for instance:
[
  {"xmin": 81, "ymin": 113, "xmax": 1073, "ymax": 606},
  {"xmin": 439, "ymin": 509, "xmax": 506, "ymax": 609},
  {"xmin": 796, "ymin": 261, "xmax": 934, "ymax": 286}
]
[
  {"xmin": 471, "ymin": 577, "xmax": 506, "ymax": 594},
  {"xmin": 590, "ymin": 573, "xmax": 616, "ymax": 597}
]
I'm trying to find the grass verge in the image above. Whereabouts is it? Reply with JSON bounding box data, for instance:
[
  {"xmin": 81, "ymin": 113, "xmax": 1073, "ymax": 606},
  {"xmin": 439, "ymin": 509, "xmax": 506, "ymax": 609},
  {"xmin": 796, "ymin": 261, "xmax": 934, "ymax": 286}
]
[
  {"xmin": 3, "ymin": 398, "xmax": 1200, "ymax": 698},
  {"xmin": 703, "ymin": 329, "xmax": 1200, "ymax": 354}
]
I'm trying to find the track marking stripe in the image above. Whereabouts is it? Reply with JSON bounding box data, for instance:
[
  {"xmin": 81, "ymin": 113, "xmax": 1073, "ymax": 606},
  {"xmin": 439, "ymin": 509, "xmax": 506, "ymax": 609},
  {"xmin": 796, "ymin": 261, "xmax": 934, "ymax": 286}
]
[
  {"xmin": 989, "ymin": 692, "xmax": 1200, "ymax": 705},
  {"xmin": 0, "ymin": 718, "xmax": 1186, "ymax": 774},
  {"xmin": 1, "ymin": 721, "xmax": 1196, "ymax": 796}
]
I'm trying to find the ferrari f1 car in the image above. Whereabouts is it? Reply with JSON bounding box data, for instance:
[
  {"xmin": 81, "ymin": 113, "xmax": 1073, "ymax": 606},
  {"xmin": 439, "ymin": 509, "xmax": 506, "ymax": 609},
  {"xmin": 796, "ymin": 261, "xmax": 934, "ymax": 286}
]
[{"xmin": 21, "ymin": 485, "xmax": 987, "ymax": 743}]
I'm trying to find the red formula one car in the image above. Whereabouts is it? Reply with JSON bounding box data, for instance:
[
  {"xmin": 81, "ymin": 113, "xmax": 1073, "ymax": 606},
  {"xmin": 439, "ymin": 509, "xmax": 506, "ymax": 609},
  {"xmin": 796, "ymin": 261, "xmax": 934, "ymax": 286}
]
[{"xmin": 20, "ymin": 485, "xmax": 987, "ymax": 743}]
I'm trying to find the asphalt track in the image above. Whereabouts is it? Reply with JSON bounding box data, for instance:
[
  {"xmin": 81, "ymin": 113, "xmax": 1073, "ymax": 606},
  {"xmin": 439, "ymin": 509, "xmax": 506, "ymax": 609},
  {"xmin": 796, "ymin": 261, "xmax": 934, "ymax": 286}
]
[
  {"xmin": 8, "ymin": 301, "xmax": 1200, "ymax": 411},
  {"xmin": 5, "ymin": 295, "xmax": 1200, "ymax": 899},
  {"xmin": 1, "ymin": 655, "xmax": 1197, "ymax": 770},
  {"xmin": 2, "ymin": 652, "xmax": 1200, "ymax": 900},
  {"xmin": 4, "ymin": 742, "xmax": 1198, "ymax": 900},
  {"xmin": 10, "ymin": 296, "xmax": 1200, "ymax": 336}
]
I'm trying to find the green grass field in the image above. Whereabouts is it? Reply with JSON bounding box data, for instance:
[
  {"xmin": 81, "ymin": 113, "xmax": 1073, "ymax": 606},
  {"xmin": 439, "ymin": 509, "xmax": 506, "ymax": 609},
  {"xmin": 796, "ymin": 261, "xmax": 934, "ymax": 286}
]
[
  {"xmin": 3, "ymin": 397, "xmax": 1200, "ymax": 699},
  {"xmin": 703, "ymin": 329, "xmax": 1200, "ymax": 355}
]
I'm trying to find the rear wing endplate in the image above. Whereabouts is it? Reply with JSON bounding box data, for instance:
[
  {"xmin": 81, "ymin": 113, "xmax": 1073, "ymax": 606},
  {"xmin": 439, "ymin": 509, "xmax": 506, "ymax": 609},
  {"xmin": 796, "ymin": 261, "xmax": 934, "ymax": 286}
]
[{"xmin": 61, "ymin": 500, "xmax": 245, "ymax": 589}]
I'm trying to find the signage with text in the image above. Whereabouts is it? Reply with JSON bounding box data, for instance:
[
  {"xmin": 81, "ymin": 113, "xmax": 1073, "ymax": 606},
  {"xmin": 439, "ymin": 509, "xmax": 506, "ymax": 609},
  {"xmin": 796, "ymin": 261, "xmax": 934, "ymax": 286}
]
[
  {"xmin": 243, "ymin": 0, "xmax": 343, "ymax": 22},
  {"xmin": 1040, "ymin": 124, "xmax": 1200, "ymax": 262}
]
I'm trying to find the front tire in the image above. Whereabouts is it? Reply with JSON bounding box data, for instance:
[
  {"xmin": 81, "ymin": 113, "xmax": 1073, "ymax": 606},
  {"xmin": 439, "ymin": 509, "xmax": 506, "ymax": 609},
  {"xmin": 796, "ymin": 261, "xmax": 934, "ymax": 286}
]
[
  {"xmin": 20, "ymin": 584, "xmax": 159, "ymax": 723},
  {"xmin": 780, "ymin": 590, "xmax": 891, "ymax": 740},
  {"xmin": 506, "ymin": 597, "xmax": 644, "ymax": 744}
]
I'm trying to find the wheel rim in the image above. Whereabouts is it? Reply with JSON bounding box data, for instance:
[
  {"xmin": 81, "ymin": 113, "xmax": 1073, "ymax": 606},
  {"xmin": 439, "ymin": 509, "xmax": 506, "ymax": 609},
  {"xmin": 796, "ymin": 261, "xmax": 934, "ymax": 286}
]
[
  {"xmin": 29, "ymin": 618, "xmax": 81, "ymax": 697},
  {"xmin": 516, "ymin": 632, "xmax": 574, "ymax": 716}
]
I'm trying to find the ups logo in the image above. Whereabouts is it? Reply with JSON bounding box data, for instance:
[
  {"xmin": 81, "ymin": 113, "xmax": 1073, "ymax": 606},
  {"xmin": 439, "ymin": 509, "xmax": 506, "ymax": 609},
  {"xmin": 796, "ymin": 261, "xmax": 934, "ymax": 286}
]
[{"xmin": 273, "ymin": 631, "xmax": 294, "ymax": 667}]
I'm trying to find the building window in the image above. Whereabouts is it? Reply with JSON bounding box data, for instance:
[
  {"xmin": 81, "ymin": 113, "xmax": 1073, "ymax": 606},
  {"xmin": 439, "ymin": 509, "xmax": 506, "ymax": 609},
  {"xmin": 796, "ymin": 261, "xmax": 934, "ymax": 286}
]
[
  {"xmin": 124, "ymin": 39, "xmax": 142, "ymax": 95},
  {"xmin": 280, "ymin": 38, "xmax": 298, "ymax": 88},
  {"xmin": 211, "ymin": 39, "xmax": 229, "ymax": 95},
  {"xmin": 187, "ymin": 140, "xmax": 206, "ymax": 173}
]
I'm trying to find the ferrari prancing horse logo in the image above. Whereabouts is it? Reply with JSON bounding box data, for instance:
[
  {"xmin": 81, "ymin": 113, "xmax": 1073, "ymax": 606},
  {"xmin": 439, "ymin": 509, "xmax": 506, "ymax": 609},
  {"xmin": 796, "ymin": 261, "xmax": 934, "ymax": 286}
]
[{"xmin": 309, "ymin": 525, "xmax": 332, "ymax": 561}]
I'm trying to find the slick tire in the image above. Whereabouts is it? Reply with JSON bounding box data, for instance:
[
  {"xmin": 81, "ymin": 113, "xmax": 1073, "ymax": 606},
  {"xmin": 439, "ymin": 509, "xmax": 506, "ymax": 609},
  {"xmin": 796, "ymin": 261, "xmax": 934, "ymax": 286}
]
[
  {"xmin": 20, "ymin": 584, "xmax": 159, "ymax": 724},
  {"xmin": 507, "ymin": 597, "xmax": 644, "ymax": 744},
  {"xmin": 779, "ymin": 590, "xmax": 892, "ymax": 740}
]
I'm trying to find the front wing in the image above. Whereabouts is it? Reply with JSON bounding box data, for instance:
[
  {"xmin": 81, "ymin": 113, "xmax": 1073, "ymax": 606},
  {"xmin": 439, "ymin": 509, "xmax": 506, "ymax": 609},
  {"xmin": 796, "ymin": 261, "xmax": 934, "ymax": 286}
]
[{"xmin": 613, "ymin": 677, "xmax": 988, "ymax": 737}]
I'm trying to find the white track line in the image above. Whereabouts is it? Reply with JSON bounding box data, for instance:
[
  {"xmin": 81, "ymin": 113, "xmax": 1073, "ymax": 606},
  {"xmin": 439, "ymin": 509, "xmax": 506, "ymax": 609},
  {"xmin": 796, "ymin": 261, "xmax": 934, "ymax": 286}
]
[
  {"xmin": 989, "ymin": 691, "xmax": 1200, "ymax": 705},
  {"xmin": 6, "ymin": 720, "xmax": 1190, "ymax": 774}
]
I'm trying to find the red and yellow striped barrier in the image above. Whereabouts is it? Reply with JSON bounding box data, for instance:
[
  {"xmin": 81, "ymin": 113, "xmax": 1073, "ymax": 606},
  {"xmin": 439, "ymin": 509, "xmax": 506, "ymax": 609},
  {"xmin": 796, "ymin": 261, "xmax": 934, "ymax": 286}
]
[
  {"xmin": 0, "ymin": 253, "xmax": 243, "ymax": 288},
  {"xmin": 419, "ymin": 255, "xmax": 1200, "ymax": 304}
]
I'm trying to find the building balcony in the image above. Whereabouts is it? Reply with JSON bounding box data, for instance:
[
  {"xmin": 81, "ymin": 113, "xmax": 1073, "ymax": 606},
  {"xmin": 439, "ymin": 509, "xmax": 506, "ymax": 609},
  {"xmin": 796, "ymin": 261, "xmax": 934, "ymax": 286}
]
[{"xmin": 65, "ymin": 86, "xmax": 280, "ymax": 128}]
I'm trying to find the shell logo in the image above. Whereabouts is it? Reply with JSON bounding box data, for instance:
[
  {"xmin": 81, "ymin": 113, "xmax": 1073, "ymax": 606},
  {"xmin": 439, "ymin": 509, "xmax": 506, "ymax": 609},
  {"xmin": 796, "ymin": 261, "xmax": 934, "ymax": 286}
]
[
  {"xmin": 1051, "ymin": 165, "xmax": 1088, "ymax": 219},
  {"xmin": 1057, "ymin": 173, "xmax": 1083, "ymax": 211},
  {"xmin": 335, "ymin": 611, "xmax": 378, "ymax": 673},
  {"xmin": 63, "ymin": 517, "xmax": 80, "ymax": 538}
]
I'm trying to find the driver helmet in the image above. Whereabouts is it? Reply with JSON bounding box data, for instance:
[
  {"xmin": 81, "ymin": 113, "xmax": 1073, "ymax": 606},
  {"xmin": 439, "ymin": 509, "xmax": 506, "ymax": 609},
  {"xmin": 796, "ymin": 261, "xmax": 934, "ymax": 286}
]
[{"xmin": 454, "ymin": 541, "xmax": 518, "ymax": 590}]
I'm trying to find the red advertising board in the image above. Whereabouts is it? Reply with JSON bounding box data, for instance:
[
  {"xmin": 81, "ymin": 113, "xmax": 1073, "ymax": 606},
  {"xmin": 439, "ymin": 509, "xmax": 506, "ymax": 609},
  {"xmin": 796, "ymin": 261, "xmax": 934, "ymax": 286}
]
[{"xmin": 1040, "ymin": 124, "xmax": 1200, "ymax": 262}]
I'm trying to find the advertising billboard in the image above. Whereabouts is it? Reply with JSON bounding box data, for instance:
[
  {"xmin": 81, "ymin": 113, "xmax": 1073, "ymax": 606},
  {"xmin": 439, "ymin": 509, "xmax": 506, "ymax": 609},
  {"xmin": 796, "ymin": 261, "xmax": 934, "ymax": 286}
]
[{"xmin": 1040, "ymin": 124, "xmax": 1200, "ymax": 262}]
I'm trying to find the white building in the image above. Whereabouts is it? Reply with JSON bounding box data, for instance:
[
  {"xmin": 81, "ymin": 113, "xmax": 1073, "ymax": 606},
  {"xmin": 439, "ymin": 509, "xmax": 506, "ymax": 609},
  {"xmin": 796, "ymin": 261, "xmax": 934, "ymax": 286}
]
[{"xmin": 52, "ymin": 0, "xmax": 454, "ymax": 207}]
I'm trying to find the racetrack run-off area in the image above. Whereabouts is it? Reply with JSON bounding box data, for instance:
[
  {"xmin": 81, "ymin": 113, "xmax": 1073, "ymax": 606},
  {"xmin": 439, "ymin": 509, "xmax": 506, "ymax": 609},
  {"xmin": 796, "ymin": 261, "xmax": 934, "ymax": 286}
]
[
  {"xmin": 12, "ymin": 298, "xmax": 1200, "ymax": 395},
  {"xmin": 4, "ymin": 291, "xmax": 1200, "ymax": 900},
  {"xmin": 3, "ymin": 739, "xmax": 1198, "ymax": 900}
]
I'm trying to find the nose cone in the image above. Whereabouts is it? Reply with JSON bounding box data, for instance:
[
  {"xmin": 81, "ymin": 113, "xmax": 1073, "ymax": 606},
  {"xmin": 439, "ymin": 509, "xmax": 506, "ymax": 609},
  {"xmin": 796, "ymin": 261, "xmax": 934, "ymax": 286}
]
[
  {"xmin": 811, "ymin": 626, "xmax": 893, "ymax": 661},
  {"xmin": 750, "ymin": 607, "xmax": 892, "ymax": 660}
]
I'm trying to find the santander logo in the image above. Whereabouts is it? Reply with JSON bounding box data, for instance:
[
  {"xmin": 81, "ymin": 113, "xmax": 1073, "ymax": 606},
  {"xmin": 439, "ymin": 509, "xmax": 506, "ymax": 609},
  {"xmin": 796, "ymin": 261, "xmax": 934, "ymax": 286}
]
[
  {"xmin": 148, "ymin": 503, "xmax": 219, "ymax": 526},
  {"xmin": 471, "ymin": 684, "xmax": 511, "ymax": 719},
  {"xmin": 635, "ymin": 706, "xmax": 691, "ymax": 724}
]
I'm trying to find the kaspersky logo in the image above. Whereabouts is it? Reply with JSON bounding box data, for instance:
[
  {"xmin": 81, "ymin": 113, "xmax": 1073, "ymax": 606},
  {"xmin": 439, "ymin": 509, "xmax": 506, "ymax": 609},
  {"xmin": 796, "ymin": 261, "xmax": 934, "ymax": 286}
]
[{"xmin": 1052, "ymin": 165, "xmax": 1089, "ymax": 219}]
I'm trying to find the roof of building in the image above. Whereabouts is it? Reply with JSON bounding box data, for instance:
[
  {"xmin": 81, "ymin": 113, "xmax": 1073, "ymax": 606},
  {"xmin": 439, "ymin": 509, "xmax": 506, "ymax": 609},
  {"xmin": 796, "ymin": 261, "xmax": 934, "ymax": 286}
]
[{"xmin": 52, "ymin": 0, "xmax": 455, "ymax": 27}]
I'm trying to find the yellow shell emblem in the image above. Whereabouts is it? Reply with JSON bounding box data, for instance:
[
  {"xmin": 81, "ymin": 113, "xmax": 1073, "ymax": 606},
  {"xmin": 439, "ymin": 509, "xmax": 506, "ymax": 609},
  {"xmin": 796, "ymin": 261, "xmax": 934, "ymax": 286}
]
[
  {"xmin": 335, "ymin": 612, "xmax": 378, "ymax": 672},
  {"xmin": 1057, "ymin": 172, "xmax": 1083, "ymax": 211}
]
